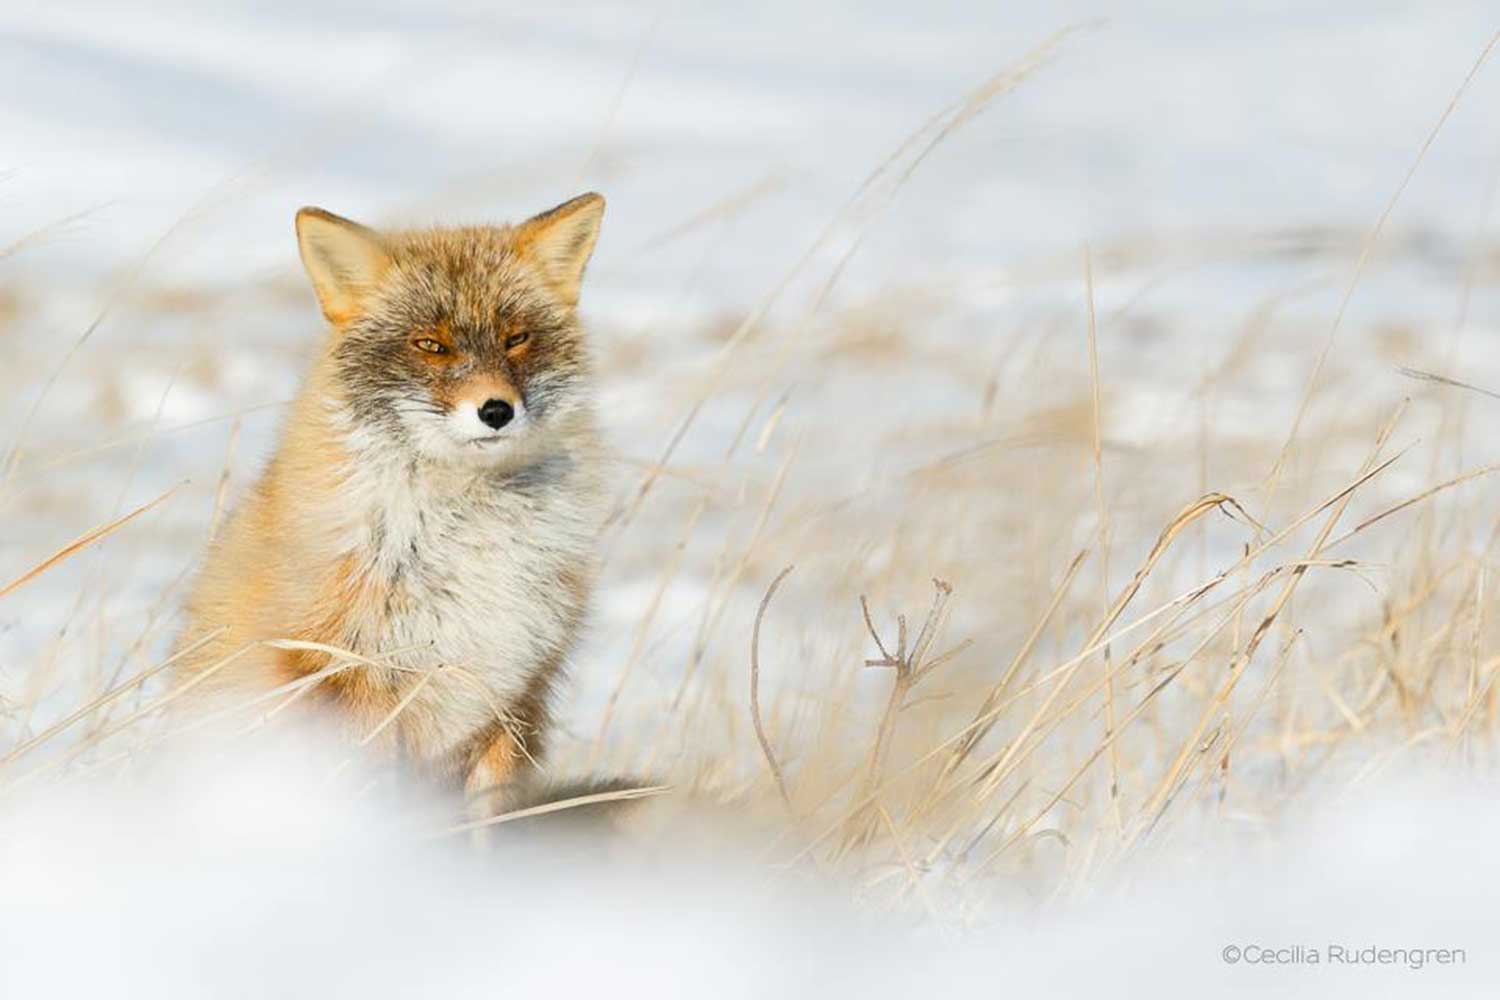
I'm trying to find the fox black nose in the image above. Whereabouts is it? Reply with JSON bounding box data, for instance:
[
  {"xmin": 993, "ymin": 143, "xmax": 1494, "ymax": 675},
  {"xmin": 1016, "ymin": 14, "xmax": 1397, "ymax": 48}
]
[{"xmin": 478, "ymin": 398, "xmax": 515, "ymax": 430}]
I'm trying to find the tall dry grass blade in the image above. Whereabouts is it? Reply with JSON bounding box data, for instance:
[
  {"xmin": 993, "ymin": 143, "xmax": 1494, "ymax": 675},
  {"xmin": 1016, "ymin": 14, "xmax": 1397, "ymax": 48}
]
[
  {"xmin": 0, "ymin": 626, "xmax": 225, "ymax": 767},
  {"xmin": 440, "ymin": 784, "xmax": 672, "ymax": 837},
  {"xmin": 592, "ymin": 497, "xmax": 708, "ymax": 752},
  {"xmin": 0, "ymin": 482, "xmax": 184, "ymax": 600},
  {"xmin": 2, "ymin": 178, "xmax": 244, "ymax": 487},
  {"xmin": 1134, "ymin": 403, "xmax": 1408, "ymax": 846},
  {"xmin": 914, "ymin": 550, "xmax": 1089, "ymax": 837},
  {"xmin": 1325, "ymin": 462, "xmax": 1500, "ymax": 550},
  {"xmin": 602, "ymin": 26, "xmax": 1084, "ymax": 545},
  {"xmin": 1082, "ymin": 242, "xmax": 1123, "ymax": 832},
  {"xmin": 1396, "ymin": 366, "xmax": 1500, "ymax": 403},
  {"xmin": 1259, "ymin": 30, "xmax": 1500, "ymax": 520},
  {"xmin": 574, "ymin": 5, "xmax": 664, "ymax": 186},
  {"xmin": 0, "ymin": 204, "xmax": 110, "ymax": 262}
]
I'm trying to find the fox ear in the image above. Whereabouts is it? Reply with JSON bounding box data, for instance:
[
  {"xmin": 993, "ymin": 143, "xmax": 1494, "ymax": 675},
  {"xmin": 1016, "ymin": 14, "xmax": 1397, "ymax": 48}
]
[
  {"xmin": 294, "ymin": 208, "xmax": 391, "ymax": 325},
  {"xmin": 515, "ymin": 193, "xmax": 605, "ymax": 308}
]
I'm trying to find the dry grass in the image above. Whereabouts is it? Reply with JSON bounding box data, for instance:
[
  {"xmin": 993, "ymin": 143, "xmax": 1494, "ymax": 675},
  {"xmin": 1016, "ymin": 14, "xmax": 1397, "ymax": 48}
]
[
  {"xmin": 3, "ymin": 29, "xmax": 1500, "ymax": 932},
  {"xmin": 3, "ymin": 247, "xmax": 1500, "ymax": 922}
]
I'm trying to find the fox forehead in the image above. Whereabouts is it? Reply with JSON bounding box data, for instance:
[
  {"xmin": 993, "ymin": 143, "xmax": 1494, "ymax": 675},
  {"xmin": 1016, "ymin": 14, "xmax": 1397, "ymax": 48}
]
[{"xmin": 375, "ymin": 225, "xmax": 570, "ymax": 332}]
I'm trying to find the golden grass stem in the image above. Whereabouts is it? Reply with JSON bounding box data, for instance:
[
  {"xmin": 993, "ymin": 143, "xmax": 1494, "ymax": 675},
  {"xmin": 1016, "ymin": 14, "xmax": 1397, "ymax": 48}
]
[
  {"xmin": 440, "ymin": 784, "xmax": 672, "ymax": 837},
  {"xmin": 0, "ymin": 483, "xmax": 184, "ymax": 601}
]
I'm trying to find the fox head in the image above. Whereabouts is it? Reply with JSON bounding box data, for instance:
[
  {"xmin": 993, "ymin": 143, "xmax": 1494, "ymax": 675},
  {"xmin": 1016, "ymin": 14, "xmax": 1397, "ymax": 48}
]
[{"xmin": 293, "ymin": 193, "xmax": 605, "ymax": 468}]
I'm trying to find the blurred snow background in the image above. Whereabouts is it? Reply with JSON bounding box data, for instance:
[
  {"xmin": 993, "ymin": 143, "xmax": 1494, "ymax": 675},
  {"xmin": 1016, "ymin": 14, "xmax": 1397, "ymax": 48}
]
[
  {"xmin": 3, "ymin": 1, "xmax": 1500, "ymax": 995},
  {"xmin": 4, "ymin": 1, "xmax": 1497, "ymax": 299}
]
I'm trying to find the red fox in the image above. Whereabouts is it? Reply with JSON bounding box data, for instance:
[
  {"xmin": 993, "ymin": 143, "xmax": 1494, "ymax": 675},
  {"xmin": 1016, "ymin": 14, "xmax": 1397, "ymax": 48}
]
[{"xmin": 173, "ymin": 193, "xmax": 607, "ymax": 818}]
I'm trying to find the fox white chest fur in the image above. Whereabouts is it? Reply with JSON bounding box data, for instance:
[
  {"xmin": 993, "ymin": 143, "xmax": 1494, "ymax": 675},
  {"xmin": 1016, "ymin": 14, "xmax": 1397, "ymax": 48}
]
[
  {"xmin": 318, "ymin": 432, "xmax": 600, "ymax": 756},
  {"xmin": 174, "ymin": 192, "xmax": 609, "ymax": 810}
]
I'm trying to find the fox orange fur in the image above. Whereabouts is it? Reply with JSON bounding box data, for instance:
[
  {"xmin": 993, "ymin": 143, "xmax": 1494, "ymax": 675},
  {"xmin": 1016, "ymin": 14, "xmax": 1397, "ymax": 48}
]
[{"xmin": 173, "ymin": 193, "xmax": 608, "ymax": 817}]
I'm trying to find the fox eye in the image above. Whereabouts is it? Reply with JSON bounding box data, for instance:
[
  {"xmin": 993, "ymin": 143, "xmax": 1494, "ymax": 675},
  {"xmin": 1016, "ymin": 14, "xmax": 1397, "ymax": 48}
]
[
  {"xmin": 504, "ymin": 330, "xmax": 530, "ymax": 351},
  {"xmin": 413, "ymin": 338, "xmax": 449, "ymax": 355}
]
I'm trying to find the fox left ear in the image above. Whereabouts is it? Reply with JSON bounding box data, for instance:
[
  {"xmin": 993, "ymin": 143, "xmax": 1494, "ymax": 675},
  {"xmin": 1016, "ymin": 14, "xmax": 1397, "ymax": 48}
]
[
  {"xmin": 515, "ymin": 193, "xmax": 605, "ymax": 308},
  {"xmin": 294, "ymin": 207, "xmax": 391, "ymax": 326}
]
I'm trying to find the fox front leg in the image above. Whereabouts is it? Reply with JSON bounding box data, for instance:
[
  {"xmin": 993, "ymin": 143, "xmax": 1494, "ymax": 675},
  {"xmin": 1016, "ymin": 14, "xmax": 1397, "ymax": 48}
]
[{"xmin": 461, "ymin": 725, "xmax": 536, "ymax": 848}]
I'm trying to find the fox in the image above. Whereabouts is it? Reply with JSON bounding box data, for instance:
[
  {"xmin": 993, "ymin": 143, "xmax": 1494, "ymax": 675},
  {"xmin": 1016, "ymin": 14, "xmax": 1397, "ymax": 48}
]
[{"xmin": 172, "ymin": 193, "xmax": 608, "ymax": 819}]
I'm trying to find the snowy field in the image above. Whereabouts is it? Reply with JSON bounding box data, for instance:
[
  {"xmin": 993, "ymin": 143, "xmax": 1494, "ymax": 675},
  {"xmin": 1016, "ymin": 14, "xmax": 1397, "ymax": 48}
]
[{"xmin": 3, "ymin": 1, "xmax": 1500, "ymax": 995}]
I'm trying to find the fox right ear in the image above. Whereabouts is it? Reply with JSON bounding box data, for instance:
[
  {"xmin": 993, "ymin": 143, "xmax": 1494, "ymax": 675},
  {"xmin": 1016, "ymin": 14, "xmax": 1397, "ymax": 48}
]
[
  {"xmin": 294, "ymin": 208, "xmax": 390, "ymax": 325},
  {"xmin": 514, "ymin": 193, "xmax": 605, "ymax": 308}
]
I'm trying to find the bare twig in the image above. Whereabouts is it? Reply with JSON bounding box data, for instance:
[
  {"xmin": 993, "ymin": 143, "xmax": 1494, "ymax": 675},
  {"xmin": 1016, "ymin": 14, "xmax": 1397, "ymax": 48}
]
[{"xmin": 750, "ymin": 565, "xmax": 796, "ymax": 807}]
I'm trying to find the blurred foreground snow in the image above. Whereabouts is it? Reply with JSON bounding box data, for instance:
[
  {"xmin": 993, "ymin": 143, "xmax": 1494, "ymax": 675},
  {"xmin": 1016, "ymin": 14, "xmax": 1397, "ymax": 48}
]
[{"xmin": 1, "ymin": 740, "xmax": 1493, "ymax": 998}]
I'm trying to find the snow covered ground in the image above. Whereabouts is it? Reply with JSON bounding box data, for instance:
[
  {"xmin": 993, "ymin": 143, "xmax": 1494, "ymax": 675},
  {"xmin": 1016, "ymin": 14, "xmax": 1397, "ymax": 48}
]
[{"xmin": 3, "ymin": 2, "xmax": 1500, "ymax": 995}]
